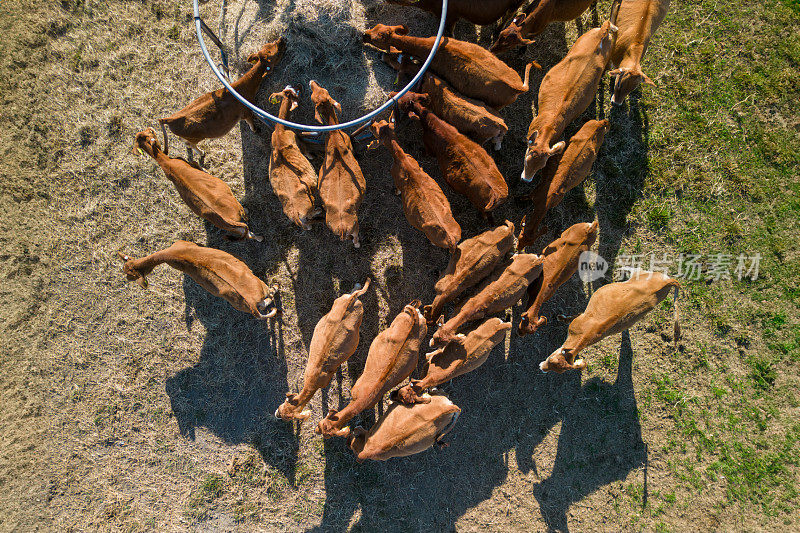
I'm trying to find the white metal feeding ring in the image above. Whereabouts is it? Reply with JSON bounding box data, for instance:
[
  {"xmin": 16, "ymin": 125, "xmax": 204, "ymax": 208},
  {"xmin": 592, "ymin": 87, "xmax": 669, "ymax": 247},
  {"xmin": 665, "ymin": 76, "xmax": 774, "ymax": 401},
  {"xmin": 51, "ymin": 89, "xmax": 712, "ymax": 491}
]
[{"xmin": 192, "ymin": 0, "xmax": 449, "ymax": 142}]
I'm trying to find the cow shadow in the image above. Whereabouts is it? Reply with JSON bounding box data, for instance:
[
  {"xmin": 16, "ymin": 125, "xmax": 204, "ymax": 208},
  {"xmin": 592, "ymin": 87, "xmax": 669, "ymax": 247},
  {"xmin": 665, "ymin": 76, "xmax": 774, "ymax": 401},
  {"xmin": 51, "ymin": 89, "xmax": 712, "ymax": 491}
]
[{"xmin": 532, "ymin": 331, "xmax": 646, "ymax": 532}]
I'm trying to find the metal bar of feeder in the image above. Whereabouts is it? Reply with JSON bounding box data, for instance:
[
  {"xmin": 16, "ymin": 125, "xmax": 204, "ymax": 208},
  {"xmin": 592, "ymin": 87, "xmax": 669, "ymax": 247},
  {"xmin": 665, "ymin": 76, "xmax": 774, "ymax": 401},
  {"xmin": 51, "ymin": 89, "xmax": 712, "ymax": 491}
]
[{"xmin": 193, "ymin": 0, "xmax": 449, "ymax": 136}]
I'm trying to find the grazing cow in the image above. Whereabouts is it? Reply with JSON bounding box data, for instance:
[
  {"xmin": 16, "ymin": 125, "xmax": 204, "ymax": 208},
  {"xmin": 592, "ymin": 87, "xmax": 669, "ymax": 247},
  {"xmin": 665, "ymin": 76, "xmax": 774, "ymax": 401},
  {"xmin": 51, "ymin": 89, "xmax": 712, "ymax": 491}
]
[
  {"xmin": 609, "ymin": 0, "xmax": 671, "ymax": 105},
  {"xmin": 309, "ymin": 81, "xmax": 366, "ymax": 247},
  {"xmin": 387, "ymin": 0, "xmax": 526, "ymax": 34},
  {"xmin": 363, "ymin": 24, "xmax": 535, "ymax": 109},
  {"xmin": 268, "ymin": 86, "xmax": 321, "ymax": 230},
  {"xmin": 424, "ymin": 221, "xmax": 516, "ymax": 324},
  {"xmin": 491, "ymin": 0, "xmax": 597, "ymax": 55},
  {"xmin": 118, "ymin": 241, "xmax": 278, "ymax": 319},
  {"xmin": 540, "ymin": 270, "xmax": 680, "ymax": 373},
  {"xmin": 518, "ymin": 221, "xmax": 598, "ymax": 336},
  {"xmin": 347, "ymin": 392, "xmax": 461, "ymax": 462},
  {"xmin": 370, "ymin": 120, "xmax": 461, "ymax": 250},
  {"xmin": 132, "ymin": 128, "xmax": 261, "ymax": 242},
  {"xmin": 317, "ymin": 301, "xmax": 427, "ymax": 438},
  {"xmin": 518, "ymin": 119, "xmax": 609, "ymax": 248},
  {"xmin": 431, "ymin": 253, "xmax": 544, "ymax": 348},
  {"xmin": 384, "ymin": 54, "xmax": 508, "ymax": 148},
  {"xmin": 521, "ymin": 21, "xmax": 616, "ymax": 182},
  {"xmin": 397, "ymin": 92, "xmax": 508, "ymax": 217},
  {"xmin": 275, "ymin": 280, "xmax": 371, "ymax": 422},
  {"xmin": 159, "ymin": 38, "xmax": 285, "ymax": 161},
  {"xmin": 393, "ymin": 318, "xmax": 511, "ymax": 404}
]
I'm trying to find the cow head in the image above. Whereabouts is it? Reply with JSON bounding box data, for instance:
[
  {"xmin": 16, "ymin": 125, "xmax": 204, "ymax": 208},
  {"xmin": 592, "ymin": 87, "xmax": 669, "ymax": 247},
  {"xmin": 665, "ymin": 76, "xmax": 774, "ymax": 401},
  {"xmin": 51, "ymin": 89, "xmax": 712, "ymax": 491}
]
[
  {"xmin": 117, "ymin": 252, "xmax": 149, "ymax": 289},
  {"xmin": 521, "ymin": 130, "xmax": 565, "ymax": 182},
  {"xmin": 393, "ymin": 91, "xmax": 429, "ymax": 120},
  {"xmin": 247, "ymin": 37, "xmax": 286, "ymax": 73},
  {"xmin": 490, "ymin": 15, "xmax": 534, "ymax": 55},
  {"xmin": 518, "ymin": 314, "xmax": 547, "ymax": 336},
  {"xmin": 274, "ymin": 392, "xmax": 311, "ymax": 422},
  {"xmin": 610, "ymin": 67, "xmax": 655, "ymax": 106},
  {"xmin": 309, "ymin": 80, "xmax": 342, "ymax": 125},
  {"xmin": 269, "ymin": 85, "xmax": 300, "ymax": 111},
  {"xmin": 363, "ymin": 24, "xmax": 408, "ymax": 51},
  {"xmin": 539, "ymin": 347, "xmax": 587, "ymax": 373},
  {"xmin": 369, "ymin": 119, "xmax": 395, "ymax": 146},
  {"xmin": 316, "ymin": 410, "xmax": 351, "ymax": 438},
  {"xmin": 132, "ymin": 127, "xmax": 163, "ymax": 159}
]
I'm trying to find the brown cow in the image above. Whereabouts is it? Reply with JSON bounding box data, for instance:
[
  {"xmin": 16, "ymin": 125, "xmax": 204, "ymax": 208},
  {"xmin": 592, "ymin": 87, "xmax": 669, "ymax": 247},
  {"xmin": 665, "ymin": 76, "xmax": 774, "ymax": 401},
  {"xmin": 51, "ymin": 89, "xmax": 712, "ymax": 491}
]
[
  {"xmin": 430, "ymin": 253, "xmax": 544, "ymax": 348},
  {"xmin": 317, "ymin": 301, "xmax": 427, "ymax": 438},
  {"xmin": 518, "ymin": 221, "xmax": 598, "ymax": 336},
  {"xmin": 159, "ymin": 38, "xmax": 285, "ymax": 161},
  {"xmin": 521, "ymin": 21, "xmax": 616, "ymax": 182},
  {"xmin": 384, "ymin": 54, "xmax": 508, "ymax": 149},
  {"xmin": 393, "ymin": 317, "xmax": 511, "ymax": 404},
  {"xmin": 132, "ymin": 128, "xmax": 261, "ymax": 242},
  {"xmin": 347, "ymin": 392, "xmax": 461, "ymax": 462},
  {"xmin": 275, "ymin": 280, "xmax": 371, "ymax": 422},
  {"xmin": 491, "ymin": 0, "xmax": 597, "ymax": 55},
  {"xmin": 518, "ymin": 119, "xmax": 609, "ymax": 248},
  {"xmin": 268, "ymin": 86, "xmax": 321, "ymax": 230},
  {"xmin": 309, "ymin": 81, "xmax": 366, "ymax": 247},
  {"xmin": 609, "ymin": 0, "xmax": 671, "ymax": 105},
  {"xmin": 540, "ymin": 270, "xmax": 680, "ymax": 373},
  {"xmin": 397, "ymin": 92, "xmax": 508, "ymax": 217},
  {"xmin": 424, "ymin": 221, "xmax": 516, "ymax": 324},
  {"xmin": 119, "ymin": 241, "xmax": 278, "ymax": 319},
  {"xmin": 363, "ymin": 24, "xmax": 535, "ymax": 109},
  {"xmin": 370, "ymin": 119, "xmax": 461, "ymax": 250},
  {"xmin": 387, "ymin": 0, "xmax": 526, "ymax": 34}
]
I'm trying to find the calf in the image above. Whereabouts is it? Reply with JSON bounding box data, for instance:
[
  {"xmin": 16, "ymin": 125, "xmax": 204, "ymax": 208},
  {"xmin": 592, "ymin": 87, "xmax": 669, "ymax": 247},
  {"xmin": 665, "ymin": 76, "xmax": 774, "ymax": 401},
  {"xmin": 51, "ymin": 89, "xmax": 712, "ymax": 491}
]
[
  {"xmin": 384, "ymin": 54, "xmax": 508, "ymax": 148},
  {"xmin": 275, "ymin": 280, "xmax": 371, "ymax": 422},
  {"xmin": 387, "ymin": 0, "xmax": 526, "ymax": 34},
  {"xmin": 393, "ymin": 318, "xmax": 511, "ymax": 404},
  {"xmin": 159, "ymin": 38, "xmax": 285, "ymax": 161},
  {"xmin": 269, "ymin": 86, "xmax": 320, "ymax": 230},
  {"xmin": 609, "ymin": 0, "xmax": 671, "ymax": 105},
  {"xmin": 431, "ymin": 253, "xmax": 544, "ymax": 347},
  {"xmin": 309, "ymin": 81, "xmax": 366, "ymax": 247},
  {"xmin": 491, "ymin": 0, "xmax": 596, "ymax": 55},
  {"xmin": 424, "ymin": 221, "xmax": 516, "ymax": 324},
  {"xmin": 521, "ymin": 21, "xmax": 616, "ymax": 182},
  {"xmin": 317, "ymin": 301, "xmax": 427, "ymax": 438},
  {"xmin": 347, "ymin": 393, "xmax": 461, "ymax": 462},
  {"xmin": 540, "ymin": 270, "xmax": 680, "ymax": 373},
  {"xmin": 133, "ymin": 128, "xmax": 261, "ymax": 241},
  {"xmin": 518, "ymin": 221, "xmax": 598, "ymax": 336},
  {"xmin": 119, "ymin": 241, "xmax": 278, "ymax": 319},
  {"xmin": 397, "ymin": 92, "xmax": 508, "ymax": 217},
  {"xmin": 518, "ymin": 119, "xmax": 609, "ymax": 247},
  {"xmin": 370, "ymin": 120, "xmax": 461, "ymax": 250},
  {"xmin": 363, "ymin": 24, "xmax": 535, "ymax": 109}
]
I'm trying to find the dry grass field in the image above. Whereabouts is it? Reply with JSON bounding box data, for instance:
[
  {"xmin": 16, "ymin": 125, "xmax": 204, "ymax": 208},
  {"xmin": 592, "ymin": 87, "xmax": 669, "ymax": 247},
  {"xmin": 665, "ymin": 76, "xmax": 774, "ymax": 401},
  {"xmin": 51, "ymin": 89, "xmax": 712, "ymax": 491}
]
[{"xmin": 1, "ymin": 0, "xmax": 799, "ymax": 531}]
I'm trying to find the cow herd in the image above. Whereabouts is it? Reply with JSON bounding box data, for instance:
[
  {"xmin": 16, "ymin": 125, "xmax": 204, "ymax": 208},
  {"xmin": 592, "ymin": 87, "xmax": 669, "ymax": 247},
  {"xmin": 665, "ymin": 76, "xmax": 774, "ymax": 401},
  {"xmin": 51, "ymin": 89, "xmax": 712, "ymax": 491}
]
[{"xmin": 121, "ymin": 0, "xmax": 675, "ymax": 461}]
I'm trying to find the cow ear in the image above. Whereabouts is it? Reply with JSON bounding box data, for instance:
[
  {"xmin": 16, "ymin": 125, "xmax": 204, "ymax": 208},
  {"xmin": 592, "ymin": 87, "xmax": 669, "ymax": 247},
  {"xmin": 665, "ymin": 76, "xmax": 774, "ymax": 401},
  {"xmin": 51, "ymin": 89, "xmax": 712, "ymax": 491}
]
[
  {"xmin": 407, "ymin": 111, "xmax": 420, "ymax": 121},
  {"xmin": 397, "ymin": 25, "xmax": 409, "ymax": 35},
  {"xmin": 521, "ymin": 37, "xmax": 535, "ymax": 46},
  {"xmin": 334, "ymin": 100, "xmax": 342, "ymax": 113},
  {"xmin": 608, "ymin": 68, "xmax": 623, "ymax": 77},
  {"xmin": 247, "ymin": 53, "xmax": 258, "ymax": 64},
  {"xmin": 642, "ymin": 73, "xmax": 656, "ymax": 87},
  {"xmin": 512, "ymin": 13, "xmax": 526, "ymax": 25},
  {"xmin": 529, "ymin": 130, "xmax": 539, "ymax": 144},
  {"xmin": 549, "ymin": 141, "xmax": 566, "ymax": 155},
  {"xmin": 290, "ymin": 100, "xmax": 299, "ymax": 112},
  {"xmin": 135, "ymin": 276, "xmax": 148, "ymax": 289},
  {"xmin": 314, "ymin": 107, "xmax": 323, "ymax": 125},
  {"xmin": 436, "ymin": 314, "xmax": 445, "ymax": 327}
]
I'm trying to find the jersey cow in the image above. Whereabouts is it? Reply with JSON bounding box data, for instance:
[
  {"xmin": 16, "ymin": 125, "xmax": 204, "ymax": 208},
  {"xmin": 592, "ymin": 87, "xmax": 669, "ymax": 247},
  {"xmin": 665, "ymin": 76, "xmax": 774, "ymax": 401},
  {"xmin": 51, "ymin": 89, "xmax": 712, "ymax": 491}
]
[
  {"xmin": 310, "ymin": 81, "xmax": 366, "ymax": 247},
  {"xmin": 518, "ymin": 119, "xmax": 609, "ymax": 248},
  {"xmin": 347, "ymin": 392, "xmax": 461, "ymax": 462},
  {"xmin": 518, "ymin": 221, "xmax": 598, "ymax": 336},
  {"xmin": 363, "ymin": 24, "xmax": 535, "ymax": 109},
  {"xmin": 133, "ymin": 128, "xmax": 261, "ymax": 242},
  {"xmin": 387, "ymin": 0, "xmax": 526, "ymax": 34},
  {"xmin": 317, "ymin": 301, "xmax": 427, "ymax": 438},
  {"xmin": 609, "ymin": 0, "xmax": 671, "ymax": 105},
  {"xmin": 370, "ymin": 119, "xmax": 461, "ymax": 250},
  {"xmin": 540, "ymin": 270, "xmax": 680, "ymax": 373},
  {"xmin": 521, "ymin": 21, "xmax": 616, "ymax": 182},
  {"xmin": 268, "ymin": 86, "xmax": 321, "ymax": 230},
  {"xmin": 159, "ymin": 38, "xmax": 285, "ymax": 161},
  {"xmin": 491, "ymin": 0, "xmax": 597, "ymax": 55},
  {"xmin": 275, "ymin": 280, "xmax": 371, "ymax": 422},
  {"xmin": 424, "ymin": 221, "xmax": 516, "ymax": 324},
  {"xmin": 119, "ymin": 241, "xmax": 278, "ymax": 319}
]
